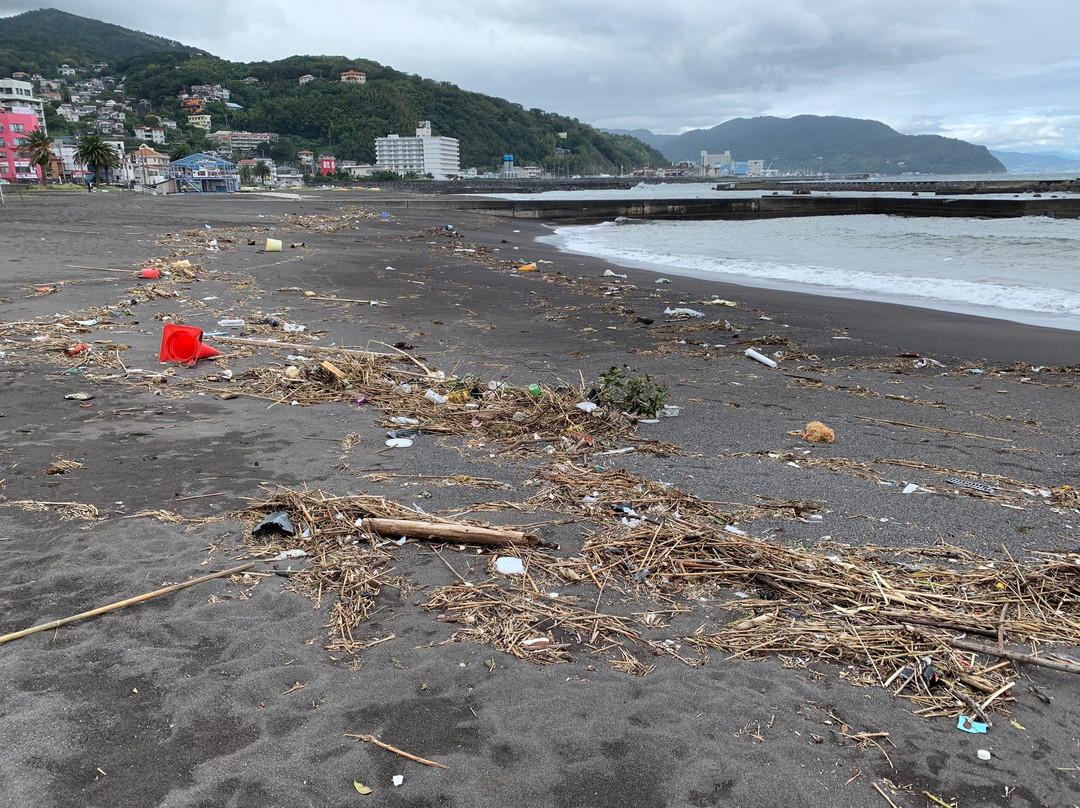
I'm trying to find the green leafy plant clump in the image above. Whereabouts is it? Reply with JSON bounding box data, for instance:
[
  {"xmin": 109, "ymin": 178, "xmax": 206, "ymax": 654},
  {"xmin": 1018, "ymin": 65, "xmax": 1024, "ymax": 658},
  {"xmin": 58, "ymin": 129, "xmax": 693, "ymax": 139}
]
[{"xmin": 595, "ymin": 365, "xmax": 668, "ymax": 418}]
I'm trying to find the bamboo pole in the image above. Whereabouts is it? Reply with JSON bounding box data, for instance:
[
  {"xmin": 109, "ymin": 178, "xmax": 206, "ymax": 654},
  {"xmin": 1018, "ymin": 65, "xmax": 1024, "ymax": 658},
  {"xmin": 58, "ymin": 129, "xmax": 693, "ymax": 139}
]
[
  {"xmin": 212, "ymin": 336, "xmax": 398, "ymax": 360},
  {"xmin": 0, "ymin": 563, "xmax": 255, "ymax": 646},
  {"xmin": 362, "ymin": 518, "xmax": 537, "ymax": 547}
]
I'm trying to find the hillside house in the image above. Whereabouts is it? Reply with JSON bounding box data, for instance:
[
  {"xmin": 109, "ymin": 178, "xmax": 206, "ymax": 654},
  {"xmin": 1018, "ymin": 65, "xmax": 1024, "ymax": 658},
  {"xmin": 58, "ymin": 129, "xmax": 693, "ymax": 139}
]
[
  {"xmin": 340, "ymin": 70, "xmax": 367, "ymax": 84},
  {"xmin": 134, "ymin": 126, "xmax": 167, "ymax": 145},
  {"xmin": 123, "ymin": 143, "xmax": 170, "ymax": 188}
]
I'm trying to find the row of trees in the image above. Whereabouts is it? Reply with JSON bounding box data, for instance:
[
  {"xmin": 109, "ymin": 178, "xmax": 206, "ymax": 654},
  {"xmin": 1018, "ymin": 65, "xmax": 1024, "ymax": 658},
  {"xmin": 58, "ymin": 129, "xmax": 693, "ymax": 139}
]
[
  {"xmin": 18, "ymin": 130, "xmax": 119, "ymax": 184},
  {"xmin": 19, "ymin": 132, "xmax": 280, "ymax": 187}
]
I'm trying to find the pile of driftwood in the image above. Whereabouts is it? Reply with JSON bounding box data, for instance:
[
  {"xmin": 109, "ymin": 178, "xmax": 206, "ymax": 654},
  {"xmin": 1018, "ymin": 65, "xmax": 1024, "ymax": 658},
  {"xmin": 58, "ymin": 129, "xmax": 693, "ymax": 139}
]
[
  {"xmin": 181, "ymin": 340, "xmax": 652, "ymax": 456},
  {"xmin": 241, "ymin": 486, "xmax": 540, "ymax": 654},
  {"xmin": 241, "ymin": 466, "xmax": 1080, "ymax": 717},
  {"xmin": 0, "ymin": 319, "xmax": 130, "ymax": 369}
]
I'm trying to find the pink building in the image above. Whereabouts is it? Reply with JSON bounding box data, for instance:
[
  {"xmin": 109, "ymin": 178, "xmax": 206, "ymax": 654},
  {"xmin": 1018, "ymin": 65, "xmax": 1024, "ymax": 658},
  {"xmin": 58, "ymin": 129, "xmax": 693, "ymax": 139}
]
[{"xmin": 0, "ymin": 102, "xmax": 42, "ymax": 183}]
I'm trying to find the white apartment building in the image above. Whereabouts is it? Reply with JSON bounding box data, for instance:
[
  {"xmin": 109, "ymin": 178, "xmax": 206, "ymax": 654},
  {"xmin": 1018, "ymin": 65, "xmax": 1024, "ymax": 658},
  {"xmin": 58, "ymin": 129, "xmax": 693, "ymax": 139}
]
[
  {"xmin": 208, "ymin": 130, "xmax": 279, "ymax": 152},
  {"xmin": 700, "ymin": 149, "xmax": 732, "ymax": 175},
  {"xmin": 134, "ymin": 126, "xmax": 167, "ymax": 144},
  {"xmin": 746, "ymin": 159, "xmax": 765, "ymax": 177},
  {"xmin": 275, "ymin": 165, "xmax": 304, "ymax": 187},
  {"xmin": 0, "ymin": 78, "xmax": 46, "ymax": 132},
  {"xmin": 374, "ymin": 121, "xmax": 459, "ymax": 180}
]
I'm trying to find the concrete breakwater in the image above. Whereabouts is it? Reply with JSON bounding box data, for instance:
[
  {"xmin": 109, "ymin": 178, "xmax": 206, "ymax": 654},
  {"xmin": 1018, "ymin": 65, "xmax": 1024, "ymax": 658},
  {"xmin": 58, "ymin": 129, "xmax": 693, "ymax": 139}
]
[
  {"xmin": 732, "ymin": 178, "xmax": 1080, "ymax": 195},
  {"xmin": 381, "ymin": 193, "xmax": 1080, "ymax": 223}
]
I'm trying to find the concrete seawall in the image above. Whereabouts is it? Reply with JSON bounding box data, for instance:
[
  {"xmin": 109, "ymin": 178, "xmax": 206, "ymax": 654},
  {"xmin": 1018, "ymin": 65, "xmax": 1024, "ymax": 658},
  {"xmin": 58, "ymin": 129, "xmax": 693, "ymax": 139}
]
[{"xmin": 380, "ymin": 194, "xmax": 1080, "ymax": 223}]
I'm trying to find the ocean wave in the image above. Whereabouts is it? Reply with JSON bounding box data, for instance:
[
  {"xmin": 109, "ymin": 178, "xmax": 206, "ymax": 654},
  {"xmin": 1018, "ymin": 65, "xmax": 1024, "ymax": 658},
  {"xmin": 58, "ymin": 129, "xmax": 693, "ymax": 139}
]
[{"xmin": 544, "ymin": 219, "xmax": 1080, "ymax": 320}]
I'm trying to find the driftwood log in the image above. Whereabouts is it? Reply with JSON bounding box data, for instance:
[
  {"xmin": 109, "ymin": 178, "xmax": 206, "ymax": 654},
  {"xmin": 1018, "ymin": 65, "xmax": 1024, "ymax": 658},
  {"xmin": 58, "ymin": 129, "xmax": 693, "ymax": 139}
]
[
  {"xmin": 908, "ymin": 626, "xmax": 1080, "ymax": 675},
  {"xmin": 362, "ymin": 518, "xmax": 538, "ymax": 548}
]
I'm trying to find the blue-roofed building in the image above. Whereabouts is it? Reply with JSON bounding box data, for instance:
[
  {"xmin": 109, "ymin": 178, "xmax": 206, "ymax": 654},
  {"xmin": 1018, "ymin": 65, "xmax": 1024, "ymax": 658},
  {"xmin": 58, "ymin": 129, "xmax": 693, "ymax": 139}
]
[{"xmin": 166, "ymin": 152, "xmax": 239, "ymax": 193}]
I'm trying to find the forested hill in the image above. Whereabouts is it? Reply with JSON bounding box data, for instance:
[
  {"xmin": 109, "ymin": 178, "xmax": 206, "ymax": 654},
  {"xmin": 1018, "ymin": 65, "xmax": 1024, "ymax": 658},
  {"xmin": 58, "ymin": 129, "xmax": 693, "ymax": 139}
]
[
  {"xmin": 121, "ymin": 53, "xmax": 665, "ymax": 172},
  {"xmin": 0, "ymin": 8, "xmax": 202, "ymax": 75},
  {"xmin": 638, "ymin": 116, "xmax": 1004, "ymax": 176},
  {"xmin": 1, "ymin": 10, "xmax": 665, "ymax": 173}
]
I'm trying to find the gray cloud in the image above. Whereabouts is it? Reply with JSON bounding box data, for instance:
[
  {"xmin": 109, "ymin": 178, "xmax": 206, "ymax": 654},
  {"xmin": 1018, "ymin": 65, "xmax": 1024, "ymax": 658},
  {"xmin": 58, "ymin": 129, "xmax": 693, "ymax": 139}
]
[{"xmin": 4, "ymin": 0, "xmax": 1079, "ymax": 156}]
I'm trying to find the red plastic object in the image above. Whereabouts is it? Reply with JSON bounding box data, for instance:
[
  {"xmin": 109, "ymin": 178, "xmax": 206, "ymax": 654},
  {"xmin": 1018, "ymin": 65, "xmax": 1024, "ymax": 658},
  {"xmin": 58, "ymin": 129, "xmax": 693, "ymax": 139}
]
[
  {"xmin": 64, "ymin": 343, "xmax": 89, "ymax": 357},
  {"xmin": 140, "ymin": 267, "xmax": 161, "ymax": 279},
  {"xmin": 159, "ymin": 324, "xmax": 222, "ymax": 365}
]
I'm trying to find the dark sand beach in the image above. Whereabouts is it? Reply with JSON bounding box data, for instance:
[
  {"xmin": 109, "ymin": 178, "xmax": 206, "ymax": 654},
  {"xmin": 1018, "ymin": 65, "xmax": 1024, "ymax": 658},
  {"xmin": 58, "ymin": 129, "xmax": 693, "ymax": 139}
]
[{"xmin": 1, "ymin": 189, "xmax": 1078, "ymax": 808}]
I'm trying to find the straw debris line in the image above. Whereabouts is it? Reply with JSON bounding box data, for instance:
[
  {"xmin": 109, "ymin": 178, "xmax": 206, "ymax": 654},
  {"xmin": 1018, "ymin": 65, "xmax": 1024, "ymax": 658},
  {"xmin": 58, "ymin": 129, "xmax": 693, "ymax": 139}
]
[
  {"xmin": 729, "ymin": 450, "xmax": 1067, "ymax": 509},
  {"xmin": 240, "ymin": 465, "xmax": 1080, "ymax": 719},
  {"xmin": 173, "ymin": 344, "xmax": 652, "ymax": 456}
]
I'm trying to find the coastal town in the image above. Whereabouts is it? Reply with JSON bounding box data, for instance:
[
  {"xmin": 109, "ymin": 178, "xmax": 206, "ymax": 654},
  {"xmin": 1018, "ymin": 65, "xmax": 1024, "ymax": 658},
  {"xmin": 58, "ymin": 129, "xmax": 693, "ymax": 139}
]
[{"xmin": 0, "ymin": 62, "xmax": 786, "ymax": 193}]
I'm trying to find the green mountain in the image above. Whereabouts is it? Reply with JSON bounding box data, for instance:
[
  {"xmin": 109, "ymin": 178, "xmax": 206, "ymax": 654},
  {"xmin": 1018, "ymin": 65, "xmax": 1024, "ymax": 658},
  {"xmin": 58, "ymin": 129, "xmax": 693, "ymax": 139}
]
[
  {"xmin": 1, "ymin": 9, "xmax": 665, "ymax": 174},
  {"xmin": 120, "ymin": 54, "xmax": 665, "ymax": 172},
  {"xmin": 0, "ymin": 8, "xmax": 203, "ymax": 76},
  {"xmin": 655, "ymin": 115, "xmax": 1005, "ymax": 175},
  {"xmin": 603, "ymin": 128, "xmax": 677, "ymax": 152}
]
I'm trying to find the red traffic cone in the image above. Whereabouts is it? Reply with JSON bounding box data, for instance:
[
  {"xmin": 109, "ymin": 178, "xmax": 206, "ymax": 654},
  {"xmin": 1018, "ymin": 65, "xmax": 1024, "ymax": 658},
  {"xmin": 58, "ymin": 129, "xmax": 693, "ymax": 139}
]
[{"xmin": 159, "ymin": 324, "xmax": 222, "ymax": 366}]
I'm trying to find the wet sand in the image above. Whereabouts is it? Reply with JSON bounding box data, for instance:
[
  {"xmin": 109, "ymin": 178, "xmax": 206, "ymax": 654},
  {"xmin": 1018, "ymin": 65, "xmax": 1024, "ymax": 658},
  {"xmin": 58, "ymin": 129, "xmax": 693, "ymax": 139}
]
[{"xmin": 1, "ymin": 189, "xmax": 1078, "ymax": 808}]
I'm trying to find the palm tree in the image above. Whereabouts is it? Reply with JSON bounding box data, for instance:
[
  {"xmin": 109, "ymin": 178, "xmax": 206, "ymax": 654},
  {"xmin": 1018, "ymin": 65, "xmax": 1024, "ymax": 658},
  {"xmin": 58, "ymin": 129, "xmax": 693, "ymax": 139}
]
[
  {"xmin": 18, "ymin": 129, "xmax": 54, "ymax": 183},
  {"xmin": 253, "ymin": 160, "xmax": 271, "ymax": 186},
  {"xmin": 169, "ymin": 143, "xmax": 193, "ymax": 162},
  {"xmin": 74, "ymin": 133, "xmax": 120, "ymax": 185},
  {"xmin": 239, "ymin": 164, "xmax": 253, "ymax": 185}
]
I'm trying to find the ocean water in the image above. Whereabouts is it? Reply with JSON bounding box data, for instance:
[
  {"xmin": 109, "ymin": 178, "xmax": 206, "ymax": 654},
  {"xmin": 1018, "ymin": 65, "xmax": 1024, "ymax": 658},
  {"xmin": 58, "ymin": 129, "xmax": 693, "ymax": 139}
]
[{"xmin": 537, "ymin": 212, "xmax": 1080, "ymax": 331}]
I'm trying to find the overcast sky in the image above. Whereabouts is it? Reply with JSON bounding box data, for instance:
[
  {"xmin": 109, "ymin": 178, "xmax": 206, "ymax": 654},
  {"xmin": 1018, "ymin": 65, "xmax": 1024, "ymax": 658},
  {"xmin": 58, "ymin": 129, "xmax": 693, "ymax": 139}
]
[{"xmin": 3, "ymin": 0, "xmax": 1079, "ymax": 156}]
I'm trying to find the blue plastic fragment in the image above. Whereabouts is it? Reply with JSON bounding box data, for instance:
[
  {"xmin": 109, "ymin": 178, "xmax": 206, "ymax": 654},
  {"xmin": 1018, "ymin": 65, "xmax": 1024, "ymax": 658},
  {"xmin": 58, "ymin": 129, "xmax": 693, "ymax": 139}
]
[{"xmin": 957, "ymin": 715, "xmax": 988, "ymax": 734}]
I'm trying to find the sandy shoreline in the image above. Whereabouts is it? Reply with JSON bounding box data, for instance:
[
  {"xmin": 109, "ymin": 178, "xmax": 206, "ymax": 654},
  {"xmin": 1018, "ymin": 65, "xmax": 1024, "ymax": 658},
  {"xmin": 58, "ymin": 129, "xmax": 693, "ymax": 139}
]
[{"xmin": 1, "ymin": 189, "xmax": 1078, "ymax": 808}]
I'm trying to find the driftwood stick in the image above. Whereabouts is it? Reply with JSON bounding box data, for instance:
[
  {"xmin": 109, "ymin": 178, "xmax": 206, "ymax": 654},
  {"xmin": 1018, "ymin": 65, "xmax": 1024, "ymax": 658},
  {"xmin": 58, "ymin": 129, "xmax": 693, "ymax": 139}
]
[
  {"xmin": 305, "ymin": 295, "xmax": 386, "ymax": 305},
  {"xmin": 855, "ymin": 416, "xmax": 1013, "ymax": 443},
  {"xmin": 908, "ymin": 626, "xmax": 1080, "ymax": 675},
  {"xmin": 871, "ymin": 782, "xmax": 901, "ymax": 808},
  {"xmin": 213, "ymin": 336, "xmax": 398, "ymax": 360},
  {"xmin": 980, "ymin": 681, "xmax": 1016, "ymax": 712},
  {"xmin": 363, "ymin": 518, "xmax": 537, "ymax": 548},
  {"xmin": 0, "ymin": 563, "xmax": 255, "ymax": 646},
  {"xmin": 345, "ymin": 734, "xmax": 450, "ymax": 770},
  {"xmin": 949, "ymin": 684, "xmax": 992, "ymax": 726},
  {"xmin": 367, "ymin": 340, "xmax": 435, "ymax": 376},
  {"xmin": 879, "ymin": 612, "xmax": 998, "ymax": 639},
  {"xmin": 65, "ymin": 264, "xmax": 142, "ymax": 274}
]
